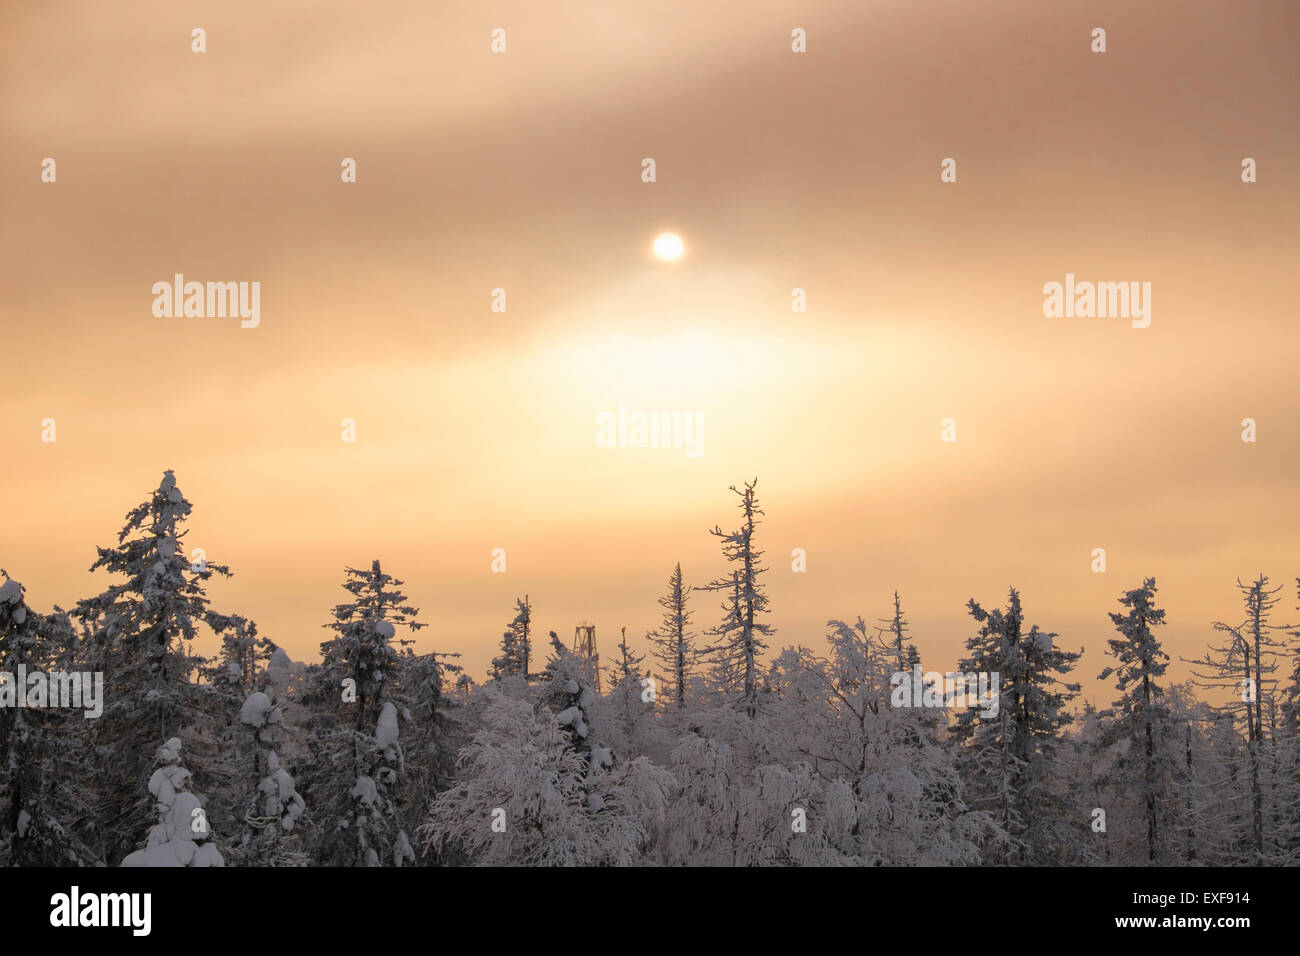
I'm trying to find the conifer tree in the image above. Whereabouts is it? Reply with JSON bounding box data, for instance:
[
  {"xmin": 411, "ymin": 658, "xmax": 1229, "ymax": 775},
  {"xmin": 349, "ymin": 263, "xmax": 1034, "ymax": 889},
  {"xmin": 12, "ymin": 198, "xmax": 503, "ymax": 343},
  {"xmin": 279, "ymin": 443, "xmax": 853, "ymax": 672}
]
[
  {"xmin": 421, "ymin": 637, "xmax": 672, "ymax": 865},
  {"xmin": 648, "ymin": 563, "xmax": 695, "ymax": 711},
  {"xmin": 489, "ymin": 596, "xmax": 533, "ymax": 681},
  {"xmin": 701, "ymin": 480, "xmax": 773, "ymax": 718},
  {"xmin": 121, "ymin": 737, "xmax": 224, "ymax": 867},
  {"xmin": 511, "ymin": 596, "xmax": 533, "ymax": 679},
  {"xmin": 0, "ymin": 575, "xmax": 99, "ymax": 865},
  {"xmin": 1098, "ymin": 578, "xmax": 1172, "ymax": 863},
  {"xmin": 950, "ymin": 588, "xmax": 1083, "ymax": 864},
  {"xmin": 489, "ymin": 628, "xmax": 520, "ymax": 681},
  {"xmin": 610, "ymin": 627, "xmax": 645, "ymax": 687},
  {"xmin": 398, "ymin": 648, "xmax": 462, "ymax": 860},
  {"xmin": 302, "ymin": 560, "xmax": 422, "ymax": 866},
  {"xmin": 1188, "ymin": 575, "xmax": 1290, "ymax": 862},
  {"xmin": 1283, "ymin": 577, "xmax": 1300, "ymax": 738},
  {"xmin": 230, "ymin": 683, "xmax": 307, "ymax": 866},
  {"xmin": 879, "ymin": 591, "xmax": 919, "ymax": 673},
  {"xmin": 72, "ymin": 470, "xmax": 235, "ymax": 863}
]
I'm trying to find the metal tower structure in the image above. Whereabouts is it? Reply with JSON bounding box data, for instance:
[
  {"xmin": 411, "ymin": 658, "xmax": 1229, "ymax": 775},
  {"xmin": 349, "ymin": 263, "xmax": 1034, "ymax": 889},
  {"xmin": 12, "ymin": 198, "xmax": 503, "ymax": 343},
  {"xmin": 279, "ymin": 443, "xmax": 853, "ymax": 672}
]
[{"xmin": 572, "ymin": 621, "xmax": 601, "ymax": 693}]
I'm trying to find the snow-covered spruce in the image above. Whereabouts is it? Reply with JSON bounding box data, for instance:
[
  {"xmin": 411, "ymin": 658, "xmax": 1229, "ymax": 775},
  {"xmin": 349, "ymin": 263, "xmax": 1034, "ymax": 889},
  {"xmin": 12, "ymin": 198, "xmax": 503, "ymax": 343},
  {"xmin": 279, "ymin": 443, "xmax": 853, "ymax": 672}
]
[
  {"xmin": 73, "ymin": 471, "xmax": 238, "ymax": 864},
  {"xmin": 490, "ymin": 596, "xmax": 533, "ymax": 681},
  {"xmin": 700, "ymin": 480, "xmax": 773, "ymax": 719},
  {"xmin": 302, "ymin": 562, "xmax": 421, "ymax": 866},
  {"xmin": 121, "ymin": 737, "xmax": 223, "ymax": 867},
  {"xmin": 647, "ymin": 563, "xmax": 696, "ymax": 712},
  {"xmin": 0, "ymin": 574, "xmax": 98, "ymax": 865},
  {"xmin": 950, "ymin": 588, "xmax": 1084, "ymax": 864},
  {"xmin": 229, "ymin": 683, "xmax": 308, "ymax": 866}
]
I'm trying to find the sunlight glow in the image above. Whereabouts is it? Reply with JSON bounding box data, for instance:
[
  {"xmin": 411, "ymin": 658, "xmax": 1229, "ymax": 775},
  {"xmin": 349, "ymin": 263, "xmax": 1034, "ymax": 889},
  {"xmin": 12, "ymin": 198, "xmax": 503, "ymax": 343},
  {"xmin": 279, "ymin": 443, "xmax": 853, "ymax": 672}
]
[{"xmin": 653, "ymin": 232, "xmax": 685, "ymax": 262}]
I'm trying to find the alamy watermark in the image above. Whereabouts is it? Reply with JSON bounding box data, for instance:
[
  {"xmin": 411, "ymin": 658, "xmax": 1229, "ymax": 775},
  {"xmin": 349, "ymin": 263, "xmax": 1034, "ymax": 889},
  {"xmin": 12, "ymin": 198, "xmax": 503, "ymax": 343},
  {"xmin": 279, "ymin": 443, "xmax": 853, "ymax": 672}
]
[
  {"xmin": 1042, "ymin": 273, "xmax": 1151, "ymax": 328},
  {"xmin": 0, "ymin": 666, "xmax": 104, "ymax": 718},
  {"xmin": 890, "ymin": 665, "xmax": 1000, "ymax": 719},
  {"xmin": 596, "ymin": 404, "xmax": 703, "ymax": 459},
  {"xmin": 152, "ymin": 274, "xmax": 260, "ymax": 328}
]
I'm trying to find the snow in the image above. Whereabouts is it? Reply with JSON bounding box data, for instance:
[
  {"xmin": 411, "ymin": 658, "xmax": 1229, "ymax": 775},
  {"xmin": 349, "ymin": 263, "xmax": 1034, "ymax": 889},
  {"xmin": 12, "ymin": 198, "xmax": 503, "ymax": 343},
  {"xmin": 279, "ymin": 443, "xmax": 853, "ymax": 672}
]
[
  {"xmin": 394, "ymin": 829, "xmax": 414, "ymax": 865},
  {"xmin": 193, "ymin": 844, "xmax": 224, "ymax": 867},
  {"xmin": 351, "ymin": 775, "xmax": 377, "ymax": 806},
  {"xmin": 158, "ymin": 737, "xmax": 183, "ymax": 763},
  {"xmin": 0, "ymin": 580, "xmax": 20, "ymax": 604},
  {"xmin": 148, "ymin": 765, "xmax": 191, "ymax": 803},
  {"xmin": 376, "ymin": 701, "xmax": 400, "ymax": 748},
  {"xmin": 375, "ymin": 620, "xmax": 396, "ymax": 639},
  {"xmin": 16, "ymin": 809, "xmax": 30, "ymax": 838},
  {"xmin": 256, "ymin": 750, "xmax": 305, "ymax": 832},
  {"xmin": 239, "ymin": 691, "xmax": 272, "ymax": 728},
  {"xmin": 124, "ymin": 736, "xmax": 224, "ymax": 868},
  {"xmin": 122, "ymin": 843, "xmax": 186, "ymax": 867},
  {"xmin": 272, "ymin": 769, "xmax": 295, "ymax": 803}
]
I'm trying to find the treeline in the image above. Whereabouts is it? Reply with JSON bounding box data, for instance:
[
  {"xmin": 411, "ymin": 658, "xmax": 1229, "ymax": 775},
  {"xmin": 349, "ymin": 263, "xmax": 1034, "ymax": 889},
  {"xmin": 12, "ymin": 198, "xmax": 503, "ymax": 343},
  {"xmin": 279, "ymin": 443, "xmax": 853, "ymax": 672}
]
[{"xmin": 1, "ymin": 473, "xmax": 1298, "ymax": 866}]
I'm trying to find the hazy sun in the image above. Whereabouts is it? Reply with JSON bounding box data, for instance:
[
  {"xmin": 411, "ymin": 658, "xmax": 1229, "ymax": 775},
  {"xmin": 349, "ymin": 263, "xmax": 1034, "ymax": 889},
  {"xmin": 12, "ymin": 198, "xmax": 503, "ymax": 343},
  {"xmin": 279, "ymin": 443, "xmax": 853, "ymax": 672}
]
[{"xmin": 653, "ymin": 232, "xmax": 684, "ymax": 261}]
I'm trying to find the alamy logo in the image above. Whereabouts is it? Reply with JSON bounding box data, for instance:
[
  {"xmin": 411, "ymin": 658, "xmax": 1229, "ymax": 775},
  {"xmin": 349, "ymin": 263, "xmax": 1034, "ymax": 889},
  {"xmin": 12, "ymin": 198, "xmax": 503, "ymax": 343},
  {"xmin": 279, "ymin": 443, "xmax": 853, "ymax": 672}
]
[
  {"xmin": 890, "ymin": 666, "xmax": 1000, "ymax": 718},
  {"xmin": 1042, "ymin": 273, "xmax": 1151, "ymax": 328},
  {"xmin": 151, "ymin": 274, "xmax": 260, "ymax": 328},
  {"xmin": 0, "ymin": 666, "xmax": 103, "ymax": 718},
  {"xmin": 50, "ymin": 886, "xmax": 151, "ymax": 936},
  {"xmin": 596, "ymin": 404, "xmax": 703, "ymax": 459}
]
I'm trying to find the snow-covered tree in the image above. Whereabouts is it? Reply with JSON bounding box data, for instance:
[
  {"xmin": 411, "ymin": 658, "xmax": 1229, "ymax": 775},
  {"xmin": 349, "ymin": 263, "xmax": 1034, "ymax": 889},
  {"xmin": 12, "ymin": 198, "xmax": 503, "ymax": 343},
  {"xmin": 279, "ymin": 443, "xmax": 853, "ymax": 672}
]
[
  {"xmin": 1283, "ymin": 577, "xmax": 1300, "ymax": 739},
  {"xmin": 72, "ymin": 470, "xmax": 236, "ymax": 864},
  {"xmin": 1097, "ymin": 578, "xmax": 1174, "ymax": 863},
  {"xmin": 701, "ymin": 480, "xmax": 774, "ymax": 718},
  {"xmin": 1187, "ymin": 575, "xmax": 1290, "ymax": 862},
  {"xmin": 1059, "ymin": 701, "xmax": 1116, "ymax": 865},
  {"xmin": 229, "ymin": 686, "xmax": 307, "ymax": 866},
  {"xmin": 121, "ymin": 737, "xmax": 224, "ymax": 867},
  {"xmin": 648, "ymin": 563, "xmax": 695, "ymax": 712},
  {"xmin": 396, "ymin": 648, "xmax": 462, "ymax": 862},
  {"xmin": 424, "ymin": 635, "xmax": 672, "ymax": 865},
  {"xmin": 489, "ymin": 596, "xmax": 533, "ymax": 681},
  {"xmin": 609, "ymin": 627, "xmax": 645, "ymax": 687},
  {"xmin": 659, "ymin": 723, "xmax": 856, "ymax": 866},
  {"xmin": 208, "ymin": 615, "xmax": 273, "ymax": 700},
  {"xmin": 880, "ymin": 591, "xmax": 920, "ymax": 673},
  {"xmin": 419, "ymin": 688, "xmax": 673, "ymax": 865},
  {"xmin": 0, "ymin": 575, "xmax": 98, "ymax": 865},
  {"xmin": 594, "ymin": 629, "xmax": 671, "ymax": 765},
  {"xmin": 757, "ymin": 617, "xmax": 992, "ymax": 865},
  {"xmin": 489, "ymin": 628, "xmax": 520, "ymax": 681},
  {"xmin": 950, "ymin": 588, "xmax": 1084, "ymax": 864},
  {"xmin": 539, "ymin": 634, "xmax": 600, "ymax": 759},
  {"xmin": 302, "ymin": 560, "xmax": 422, "ymax": 866}
]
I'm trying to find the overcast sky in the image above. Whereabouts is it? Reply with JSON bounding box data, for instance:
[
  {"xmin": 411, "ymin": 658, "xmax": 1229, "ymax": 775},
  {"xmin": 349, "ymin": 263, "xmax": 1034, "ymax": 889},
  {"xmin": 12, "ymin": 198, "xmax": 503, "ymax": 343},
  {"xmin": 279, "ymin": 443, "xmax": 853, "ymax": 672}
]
[{"xmin": 2, "ymin": 0, "xmax": 1297, "ymax": 700}]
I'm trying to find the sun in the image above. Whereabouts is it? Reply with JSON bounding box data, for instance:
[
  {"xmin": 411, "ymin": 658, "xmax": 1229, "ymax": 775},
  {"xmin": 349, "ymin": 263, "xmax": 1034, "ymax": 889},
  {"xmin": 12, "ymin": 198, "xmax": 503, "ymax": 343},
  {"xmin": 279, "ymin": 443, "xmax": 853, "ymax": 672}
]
[{"xmin": 653, "ymin": 232, "xmax": 685, "ymax": 262}]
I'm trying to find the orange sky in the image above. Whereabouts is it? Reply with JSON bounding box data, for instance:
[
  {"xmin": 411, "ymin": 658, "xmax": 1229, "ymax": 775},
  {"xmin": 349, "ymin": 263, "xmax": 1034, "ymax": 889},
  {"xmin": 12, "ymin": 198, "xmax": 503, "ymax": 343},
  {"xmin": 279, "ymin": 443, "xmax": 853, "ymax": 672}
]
[{"xmin": 2, "ymin": 0, "xmax": 1298, "ymax": 702}]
